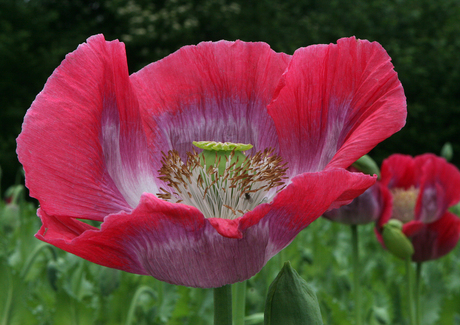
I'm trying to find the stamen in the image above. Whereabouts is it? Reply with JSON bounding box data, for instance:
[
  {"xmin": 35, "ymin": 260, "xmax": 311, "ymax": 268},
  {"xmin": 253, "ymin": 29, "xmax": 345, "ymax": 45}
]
[
  {"xmin": 157, "ymin": 145, "xmax": 287, "ymax": 219},
  {"xmin": 391, "ymin": 186, "xmax": 419, "ymax": 223}
]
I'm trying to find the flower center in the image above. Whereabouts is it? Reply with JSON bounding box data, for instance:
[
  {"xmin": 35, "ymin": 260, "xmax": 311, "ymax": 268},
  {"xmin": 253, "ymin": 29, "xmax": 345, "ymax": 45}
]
[
  {"xmin": 157, "ymin": 141, "xmax": 288, "ymax": 219},
  {"xmin": 390, "ymin": 186, "xmax": 419, "ymax": 223}
]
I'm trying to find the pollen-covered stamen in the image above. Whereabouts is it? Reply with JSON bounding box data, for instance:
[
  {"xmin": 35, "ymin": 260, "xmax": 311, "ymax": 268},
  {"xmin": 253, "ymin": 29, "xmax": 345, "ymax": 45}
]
[
  {"xmin": 158, "ymin": 147, "xmax": 288, "ymax": 219},
  {"xmin": 391, "ymin": 186, "xmax": 419, "ymax": 223}
]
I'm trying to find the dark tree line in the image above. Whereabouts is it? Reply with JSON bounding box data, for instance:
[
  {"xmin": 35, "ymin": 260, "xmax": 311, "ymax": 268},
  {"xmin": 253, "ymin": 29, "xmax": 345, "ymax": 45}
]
[{"xmin": 2, "ymin": 0, "xmax": 460, "ymax": 190}]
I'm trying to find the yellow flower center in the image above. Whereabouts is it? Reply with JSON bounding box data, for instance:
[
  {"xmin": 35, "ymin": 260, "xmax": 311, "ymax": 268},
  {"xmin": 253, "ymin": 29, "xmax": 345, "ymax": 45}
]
[{"xmin": 391, "ymin": 186, "xmax": 419, "ymax": 223}]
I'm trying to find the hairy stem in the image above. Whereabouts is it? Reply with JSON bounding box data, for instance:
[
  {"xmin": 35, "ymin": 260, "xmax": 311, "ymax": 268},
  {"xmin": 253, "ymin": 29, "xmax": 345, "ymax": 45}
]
[
  {"xmin": 406, "ymin": 258, "xmax": 416, "ymax": 325},
  {"xmin": 233, "ymin": 281, "xmax": 247, "ymax": 325},
  {"xmin": 214, "ymin": 285, "xmax": 232, "ymax": 325},
  {"xmin": 351, "ymin": 225, "xmax": 362, "ymax": 325}
]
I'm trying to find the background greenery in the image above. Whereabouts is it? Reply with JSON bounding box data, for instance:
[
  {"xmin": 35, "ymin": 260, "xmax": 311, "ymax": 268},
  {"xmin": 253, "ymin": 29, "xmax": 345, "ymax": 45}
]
[{"xmin": 1, "ymin": 0, "xmax": 460, "ymax": 190}]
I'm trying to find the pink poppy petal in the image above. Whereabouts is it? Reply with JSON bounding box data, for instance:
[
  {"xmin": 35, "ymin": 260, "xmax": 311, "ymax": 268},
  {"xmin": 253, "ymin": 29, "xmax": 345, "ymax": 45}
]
[
  {"xmin": 408, "ymin": 212, "xmax": 460, "ymax": 262},
  {"xmin": 414, "ymin": 154, "xmax": 460, "ymax": 223},
  {"xmin": 374, "ymin": 184, "xmax": 395, "ymax": 245},
  {"xmin": 36, "ymin": 169, "xmax": 374, "ymax": 288},
  {"xmin": 380, "ymin": 154, "xmax": 416, "ymax": 189},
  {"xmin": 130, "ymin": 40, "xmax": 291, "ymax": 160},
  {"xmin": 17, "ymin": 35, "xmax": 158, "ymax": 221},
  {"xmin": 36, "ymin": 208, "xmax": 146, "ymax": 273},
  {"xmin": 208, "ymin": 218, "xmax": 244, "ymax": 239},
  {"xmin": 37, "ymin": 194, "xmax": 271, "ymax": 288},
  {"xmin": 377, "ymin": 182, "xmax": 394, "ymax": 226},
  {"xmin": 268, "ymin": 37, "xmax": 406, "ymax": 176},
  {"xmin": 249, "ymin": 168, "xmax": 376, "ymax": 253},
  {"xmin": 402, "ymin": 220, "xmax": 425, "ymax": 237}
]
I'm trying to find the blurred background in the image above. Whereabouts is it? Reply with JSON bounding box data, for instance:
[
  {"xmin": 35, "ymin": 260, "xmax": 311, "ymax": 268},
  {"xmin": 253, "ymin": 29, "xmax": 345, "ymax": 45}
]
[{"xmin": 1, "ymin": 0, "xmax": 460, "ymax": 191}]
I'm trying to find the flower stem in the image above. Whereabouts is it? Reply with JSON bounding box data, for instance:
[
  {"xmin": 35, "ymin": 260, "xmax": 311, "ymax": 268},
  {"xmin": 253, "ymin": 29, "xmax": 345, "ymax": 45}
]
[
  {"xmin": 125, "ymin": 286, "xmax": 156, "ymax": 325},
  {"xmin": 351, "ymin": 225, "xmax": 362, "ymax": 325},
  {"xmin": 214, "ymin": 285, "xmax": 232, "ymax": 325},
  {"xmin": 415, "ymin": 262, "xmax": 422, "ymax": 325},
  {"xmin": 156, "ymin": 279, "xmax": 164, "ymax": 307},
  {"xmin": 20, "ymin": 242, "xmax": 57, "ymax": 278},
  {"xmin": 232, "ymin": 281, "xmax": 247, "ymax": 325},
  {"xmin": 405, "ymin": 258, "xmax": 416, "ymax": 325}
]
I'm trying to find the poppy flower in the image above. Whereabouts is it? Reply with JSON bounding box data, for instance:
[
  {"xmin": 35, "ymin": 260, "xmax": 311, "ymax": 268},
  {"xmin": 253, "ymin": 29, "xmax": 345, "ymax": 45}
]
[
  {"xmin": 323, "ymin": 178, "xmax": 392, "ymax": 225},
  {"xmin": 377, "ymin": 154, "xmax": 460, "ymax": 262},
  {"xmin": 17, "ymin": 35, "xmax": 406, "ymax": 288}
]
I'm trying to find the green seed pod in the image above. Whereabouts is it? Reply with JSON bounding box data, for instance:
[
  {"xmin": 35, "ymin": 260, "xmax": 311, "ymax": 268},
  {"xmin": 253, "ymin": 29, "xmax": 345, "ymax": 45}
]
[
  {"xmin": 265, "ymin": 261, "xmax": 323, "ymax": 325},
  {"xmin": 352, "ymin": 155, "xmax": 381, "ymax": 179},
  {"xmin": 382, "ymin": 219, "xmax": 414, "ymax": 260},
  {"xmin": 193, "ymin": 141, "xmax": 252, "ymax": 175}
]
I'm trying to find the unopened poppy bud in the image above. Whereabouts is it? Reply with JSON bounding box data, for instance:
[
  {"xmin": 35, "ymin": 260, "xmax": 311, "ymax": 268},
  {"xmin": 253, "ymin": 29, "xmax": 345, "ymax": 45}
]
[
  {"xmin": 352, "ymin": 154, "xmax": 380, "ymax": 178},
  {"xmin": 1, "ymin": 204, "xmax": 20, "ymax": 232},
  {"xmin": 264, "ymin": 261, "xmax": 323, "ymax": 325},
  {"xmin": 440, "ymin": 142, "xmax": 453, "ymax": 161},
  {"xmin": 382, "ymin": 219, "xmax": 414, "ymax": 259},
  {"xmin": 193, "ymin": 141, "xmax": 252, "ymax": 175}
]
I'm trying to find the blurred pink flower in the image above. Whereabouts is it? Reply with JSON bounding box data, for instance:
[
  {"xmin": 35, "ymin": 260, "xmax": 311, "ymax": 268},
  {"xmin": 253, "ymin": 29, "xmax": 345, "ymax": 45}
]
[
  {"xmin": 377, "ymin": 154, "xmax": 460, "ymax": 262},
  {"xmin": 17, "ymin": 35, "xmax": 406, "ymax": 287}
]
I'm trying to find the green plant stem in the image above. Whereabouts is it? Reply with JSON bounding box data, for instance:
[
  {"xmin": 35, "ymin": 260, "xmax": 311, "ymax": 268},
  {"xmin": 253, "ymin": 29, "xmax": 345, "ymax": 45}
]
[
  {"xmin": 233, "ymin": 281, "xmax": 247, "ymax": 325},
  {"xmin": 415, "ymin": 262, "xmax": 422, "ymax": 325},
  {"xmin": 351, "ymin": 225, "xmax": 362, "ymax": 325},
  {"xmin": 125, "ymin": 285, "xmax": 156, "ymax": 325},
  {"xmin": 406, "ymin": 258, "xmax": 416, "ymax": 325},
  {"xmin": 156, "ymin": 279, "xmax": 164, "ymax": 307},
  {"xmin": 214, "ymin": 285, "xmax": 232, "ymax": 325},
  {"xmin": 20, "ymin": 242, "xmax": 57, "ymax": 278},
  {"xmin": 1, "ymin": 271, "xmax": 13, "ymax": 325}
]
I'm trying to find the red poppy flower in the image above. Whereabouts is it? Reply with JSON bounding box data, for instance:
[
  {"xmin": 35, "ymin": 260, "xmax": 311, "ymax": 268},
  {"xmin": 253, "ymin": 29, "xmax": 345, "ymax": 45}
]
[
  {"xmin": 323, "ymin": 180, "xmax": 392, "ymax": 225},
  {"xmin": 377, "ymin": 154, "xmax": 460, "ymax": 262},
  {"xmin": 17, "ymin": 35, "xmax": 406, "ymax": 288}
]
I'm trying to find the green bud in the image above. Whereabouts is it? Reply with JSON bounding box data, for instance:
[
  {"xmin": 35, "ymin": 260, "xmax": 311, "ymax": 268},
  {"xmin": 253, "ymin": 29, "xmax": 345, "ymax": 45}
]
[
  {"xmin": 449, "ymin": 201, "xmax": 460, "ymax": 217},
  {"xmin": 441, "ymin": 142, "xmax": 453, "ymax": 161},
  {"xmin": 1, "ymin": 203, "xmax": 20, "ymax": 233},
  {"xmin": 265, "ymin": 261, "xmax": 323, "ymax": 325},
  {"xmin": 352, "ymin": 155, "xmax": 380, "ymax": 179},
  {"xmin": 382, "ymin": 219, "xmax": 414, "ymax": 260},
  {"xmin": 192, "ymin": 141, "xmax": 252, "ymax": 175},
  {"xmin": 5, "ymin": 185, "xmax": 25, "ymax": 205}
]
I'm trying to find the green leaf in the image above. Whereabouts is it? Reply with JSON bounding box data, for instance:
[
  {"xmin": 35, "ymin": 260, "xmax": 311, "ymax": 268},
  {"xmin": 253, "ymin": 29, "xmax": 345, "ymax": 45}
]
[
  {"xmin": 264, "ymin": 261, "xmax": 323, "ymax": 325},
  {"xmin": 0, "ymin": 259, "xmax": 36, "ymax": 325}
]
